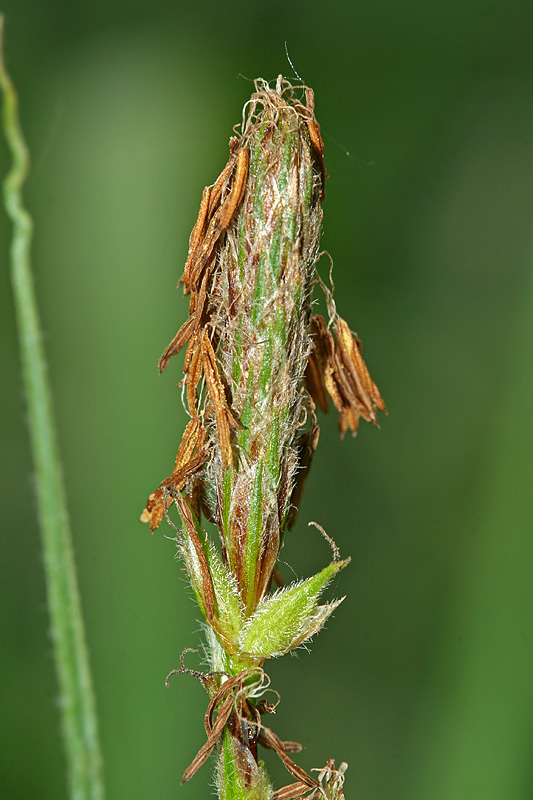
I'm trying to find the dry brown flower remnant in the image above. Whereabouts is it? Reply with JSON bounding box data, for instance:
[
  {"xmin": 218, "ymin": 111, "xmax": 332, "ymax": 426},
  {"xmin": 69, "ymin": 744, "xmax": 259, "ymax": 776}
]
[{"xmin": 141, "ymin": 75, "xmax": 385, "ymax": 799}]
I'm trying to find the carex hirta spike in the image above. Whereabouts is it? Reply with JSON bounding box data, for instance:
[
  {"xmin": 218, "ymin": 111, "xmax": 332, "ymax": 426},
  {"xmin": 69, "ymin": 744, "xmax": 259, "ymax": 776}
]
[{"xmin": 141, "ymin": 75, "xmax": 385, "ymax": 799}]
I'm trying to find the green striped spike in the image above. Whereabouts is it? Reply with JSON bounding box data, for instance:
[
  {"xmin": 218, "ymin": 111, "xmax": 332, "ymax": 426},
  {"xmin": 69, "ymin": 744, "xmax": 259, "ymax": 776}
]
[
  {"xmin": 237, "ymin": 365, "xmax": 254, "ymax": 455},
  {"xmin": 266, "ymin": 410, "xmax": 279, "ymax": 487},
  {"xmin": 245, "ymin": 459, "xmax": 263, "ymax": 612},
  {"xmin": 259, "ymin": 332, "xmax": 273, "ymax": 394}
]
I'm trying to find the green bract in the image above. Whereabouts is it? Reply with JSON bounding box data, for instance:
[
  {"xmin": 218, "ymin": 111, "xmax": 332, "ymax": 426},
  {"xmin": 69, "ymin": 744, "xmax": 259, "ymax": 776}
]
[{"xmin": 240, "ymin": 559, "xmax": 349, "ymax": 659}]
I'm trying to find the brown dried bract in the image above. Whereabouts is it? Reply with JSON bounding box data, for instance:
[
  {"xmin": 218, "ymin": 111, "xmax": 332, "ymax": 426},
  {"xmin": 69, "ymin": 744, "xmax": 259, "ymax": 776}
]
[
  {"xmin": 334, "ymin": 317, "xmax": 386, "ymax": 418},
  {"xmin": 273, "ymin": 782, "xmax": 316, "ymax": 800},
  {"xmin": 181, "ymin": 691, "xmax": 235, "ymax": 783},
  {"xmin": 140, "ymin": 418, "xmax": 209, "ymax": 532},
  {"xmin": 259, "ymin": 726, "xmax": 317, "ymax": 790},
  {"xmin": 178, "ymin": 667, "xmax": 318, "ymax": 792},
  {"xmin": 304, "ymin": 88, "xmax": 326, "ymax": 198},
  {"xmin": 180, "ymin": 185, "xmax": 211, "ymax": 290},
  {"xmin": 201, "ymin": 330, "xmax": 234, "ymax": 469},
  {"xmin": 158, "ymin": 314, "xmax": 196, "ymax": 373},
  {"xmin": 146, "ymin": 145, "xmax": 250, "ymax": 532},
  {"xmin": 292, "ymin": 85, "xmax": 326, "ymax": 198},
  {"xmin": 181, "ymin": 670, "xmax": 253, "ymax": 783},
  {"xmin": 159, "ymin": 145, "xmax": 248, "ymax": 374},
  {"xmin": 306, "ymin": 313, "xmax": 386, "ymax": 437}
]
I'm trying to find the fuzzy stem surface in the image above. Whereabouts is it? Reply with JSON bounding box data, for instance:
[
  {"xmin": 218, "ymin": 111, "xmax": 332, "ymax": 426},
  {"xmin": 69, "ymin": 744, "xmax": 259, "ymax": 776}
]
[{"xmin": 0, "ymin": 20, "xmax": 105, "ymax": 800}]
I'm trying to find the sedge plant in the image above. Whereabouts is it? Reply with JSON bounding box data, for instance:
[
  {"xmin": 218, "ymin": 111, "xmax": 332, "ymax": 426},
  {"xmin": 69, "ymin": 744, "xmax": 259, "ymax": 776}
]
[{"xmin": 142, "ymin": 76, "xmax": 385, "ymax": 800}]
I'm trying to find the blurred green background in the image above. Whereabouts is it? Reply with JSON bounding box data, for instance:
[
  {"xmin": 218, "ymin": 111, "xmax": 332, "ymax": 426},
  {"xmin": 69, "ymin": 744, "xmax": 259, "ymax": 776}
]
[{"xmin": 1, "ymin": 1, "xmax": 533, "ymax": 798}]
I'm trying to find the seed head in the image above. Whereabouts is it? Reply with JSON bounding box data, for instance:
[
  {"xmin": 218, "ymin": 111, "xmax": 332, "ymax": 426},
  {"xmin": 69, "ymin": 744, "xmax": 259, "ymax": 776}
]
[{"xmin": 141, "ymin": 76, "xmax": 386, "ymax": 796}]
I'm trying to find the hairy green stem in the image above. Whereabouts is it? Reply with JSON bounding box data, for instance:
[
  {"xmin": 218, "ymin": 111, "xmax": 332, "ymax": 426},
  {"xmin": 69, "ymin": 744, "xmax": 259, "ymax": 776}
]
[{"xmin": 0, "ymin": 19, "xmax": 105, "ymax": 800}]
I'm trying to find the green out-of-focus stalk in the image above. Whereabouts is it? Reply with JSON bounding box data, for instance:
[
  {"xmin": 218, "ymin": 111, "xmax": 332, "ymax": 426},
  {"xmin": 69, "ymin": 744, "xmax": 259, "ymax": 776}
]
[
  {"xmin": 143, "ymin": 76, "xmax": 385, "ymax": 799},
  {"xmin": 0, "ymin": 19, "xmax": 105, "ymax": 800}
]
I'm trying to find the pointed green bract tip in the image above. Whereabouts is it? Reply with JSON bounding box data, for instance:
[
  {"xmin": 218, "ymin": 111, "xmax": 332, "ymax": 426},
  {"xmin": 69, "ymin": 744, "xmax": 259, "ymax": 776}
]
[{"xmin": 240, "ymin": 559, "xmax": 349, "ymax": 658}]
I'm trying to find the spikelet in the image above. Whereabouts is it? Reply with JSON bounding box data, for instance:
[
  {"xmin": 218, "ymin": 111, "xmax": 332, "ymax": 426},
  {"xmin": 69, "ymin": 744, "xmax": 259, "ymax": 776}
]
[{"xmin": 142, "ymin": 76, "xmax": 385, "ymax": 798}]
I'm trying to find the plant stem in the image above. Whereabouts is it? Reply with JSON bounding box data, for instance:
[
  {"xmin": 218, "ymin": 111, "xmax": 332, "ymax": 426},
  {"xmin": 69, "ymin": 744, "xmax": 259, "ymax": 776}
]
[{"xmin": 0, "ymin": 19, "xmax": 105, "ymax": 800}]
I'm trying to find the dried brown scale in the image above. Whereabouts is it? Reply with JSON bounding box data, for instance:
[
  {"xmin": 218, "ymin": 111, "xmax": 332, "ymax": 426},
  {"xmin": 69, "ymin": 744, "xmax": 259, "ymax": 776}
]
[
  {"xmin": 273, "ymin": 782, "xmax": 316, "ymax": 800},
  {"xmin": 181, "ymin": 185, "xmax": 211, "ymax": 289},
  {"xmin": 140, "ymin": 445, "xmax": 209, "ymax": 533},
  {"xmin": 259, "ymin": 727, "xmax": 317, "ymax": 789},
  {"xmin": 181, "ymin": 692, "xmax": 235, "ymax": 784},
  {"xmin": 305, "ymin": 349, "xmax": 329, "ymax": 413},
  {"xmin": 183, "ymin": 669, "xmax": 265, "ymax": 782},
  {"xmin": 306, "ymin": 312, "xmax": 387, "ymax": 437}
]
